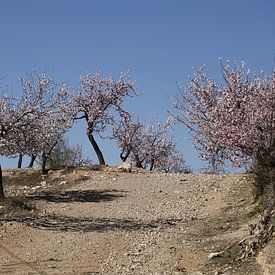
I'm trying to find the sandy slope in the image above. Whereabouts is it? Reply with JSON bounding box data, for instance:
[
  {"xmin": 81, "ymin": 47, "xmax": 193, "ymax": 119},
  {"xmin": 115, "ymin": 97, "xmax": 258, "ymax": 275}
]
[{"xmin": 0, "ymin": 167, "xmax": 274, "ymax": 274}]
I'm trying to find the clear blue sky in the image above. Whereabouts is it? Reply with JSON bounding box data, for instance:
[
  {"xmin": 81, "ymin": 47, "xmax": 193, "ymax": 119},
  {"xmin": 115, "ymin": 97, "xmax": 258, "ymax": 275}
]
[{"xmin": 0, "ymin": 0, "xmax": 275, "ymax": 171}]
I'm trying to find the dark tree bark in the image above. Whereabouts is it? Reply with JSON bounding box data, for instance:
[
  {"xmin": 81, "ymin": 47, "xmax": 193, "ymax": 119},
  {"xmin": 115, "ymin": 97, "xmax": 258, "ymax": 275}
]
[
  {"xmin": 120, "ymin": 148, "xmax": 131, "ymax": 162},
  {"xmin": 149, "ymin": 159, "xmax": 155, "ymax": 172},
  {"xmin": 270, "ymin": 168, "xmax": 275, "ymax": 208},
  {"xmin": 0, "ymin": 165, "xmax": 5, "ymax": 200},
  {"xmin": 87, "ymin": 129, "xmax": 105, "ymax": 165},
  {"xmin": 17, "ymin": 153, "xmax": 23, "ymax": 169},
  {"xmin": 134, "ymin": 155, "xmax": 143, "ymax": 168},
  {"xmin": 41, "ymin": 152, "xmax": 48, "ymax": 174},
  {"xmin": 28, "ymin": 155, "xmax": 37, "ymax": 168}
]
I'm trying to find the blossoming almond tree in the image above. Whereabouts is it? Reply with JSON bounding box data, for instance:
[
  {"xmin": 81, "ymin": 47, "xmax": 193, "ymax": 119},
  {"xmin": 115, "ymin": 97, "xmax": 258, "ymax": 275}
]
[
  {"xmin": 73, "ymin": 72, "xmax": 135, "ymax": 165},
  {"xmin": 0, "ymin": 72, "xmax": 74, "ymax": 181},
  {"xmin": 141, "ymin": 116, "xmax": 175, "ymax": 171},
  {"xmin": 0, "ymin": 90, "xmax": 40, "ymax": 199},
  {"xmin": 17, "ymin": 73, "xmax": 74, "ymax": 173},
  {"xmin": 173, "ymin": 61, "xmax": 275, "ymax": 200},
  {"xmin": 113, "ymin": 114, "xmax": 189, "ymax": 172},
  {"xmin": 112, "ymin": 113, "xmax": 144, "ymax": 162}
]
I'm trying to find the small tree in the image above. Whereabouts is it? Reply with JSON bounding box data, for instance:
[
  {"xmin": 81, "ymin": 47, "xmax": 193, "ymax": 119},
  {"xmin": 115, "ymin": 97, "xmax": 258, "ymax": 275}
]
[
  {"xmin": 73, "ymin": 72, "xmax": 135, "ymax": 165},
  {"xmin": 0, "ymin": 72, "xmax": 74, "ymax": 175},
  {"xmin": 17, "ymin": 73, "xmax": 74, "ymax": 173},
  {"xmin": 113, "ymin": 114, "xmax": 189, "ymax": 172},
  {"xmin": 173, "ymin": 61, "xmax": 275, "ymax": 202},
  {"xmin": 42, "ymin": 137, "xmax": 92, "ymax": 169},
  {"xmin": 154, "ymin": 150, "xmax": 191, "ymax": 173},
  {"xmin": 112, "ymin": 113, "xmax": 143, "ymax": 162}
]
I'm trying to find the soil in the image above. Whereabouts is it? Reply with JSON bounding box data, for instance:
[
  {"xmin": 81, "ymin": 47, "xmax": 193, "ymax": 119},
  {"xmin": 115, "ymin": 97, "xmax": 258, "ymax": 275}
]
[{"xmin": 0, "ymin": 166, "xmax": 274, "ymax": 274}]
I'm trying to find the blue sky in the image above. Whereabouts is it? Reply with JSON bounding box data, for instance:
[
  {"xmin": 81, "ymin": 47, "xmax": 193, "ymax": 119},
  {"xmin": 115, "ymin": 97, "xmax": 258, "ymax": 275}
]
[{"xmin": 0, "ymin": 0, "xmax": 275, "ymax": 171}]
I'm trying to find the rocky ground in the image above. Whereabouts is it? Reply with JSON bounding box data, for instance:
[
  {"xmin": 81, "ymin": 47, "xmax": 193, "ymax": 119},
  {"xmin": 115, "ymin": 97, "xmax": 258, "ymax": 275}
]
[{"xmin": 0, "ymin": 166, "xmax": 274, "ymax": 274}]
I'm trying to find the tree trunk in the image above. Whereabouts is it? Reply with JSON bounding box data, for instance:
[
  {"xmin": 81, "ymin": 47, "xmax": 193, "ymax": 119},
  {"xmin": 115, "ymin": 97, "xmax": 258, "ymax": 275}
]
[
  {"xmin": 41, "ymin": 152, "xmax": 48, "ymax": 174},
  {"xmin": 270, "ymin": 168, "xmax": 275, "ymax": 208},
  {"xmin": 17, "ymin": 153, "xmax": 23, "ymax": 169},
  {"xmin": 0, "ymin": 165, "xmax": 5, "ymax": 200},
  {"xmin": 87, "ymin": 130, "xmax": 105, "ymax": 165},
  {"xmin": 120, "ymin": 148, "xmax": 131, "ymax": 162},
  {"xmin": 149, "ymin": 160, "xmax": 155, "ymax": 172},
  {"xmin": 28, "ymin": 155, "xmax": 37, "ymax": 168}
]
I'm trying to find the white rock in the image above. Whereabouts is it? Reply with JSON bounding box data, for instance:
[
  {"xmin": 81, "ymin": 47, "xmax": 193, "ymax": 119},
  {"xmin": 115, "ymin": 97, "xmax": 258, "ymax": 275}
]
[
  {"xmin": 40, "ymin": 181, "xmax": 47, "ymax": 187},
  {"xmin": 117, "ymin": 162, "xmax": 132, "ymax": 172},
  {"xmin": 208, "ymin": 252, "xmax": 223, "ymax": 259}
]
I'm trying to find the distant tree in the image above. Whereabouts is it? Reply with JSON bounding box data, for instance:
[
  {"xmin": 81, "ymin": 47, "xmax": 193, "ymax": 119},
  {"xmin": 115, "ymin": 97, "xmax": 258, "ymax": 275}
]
[
  {"xmin": 173, "ymin": 61, "xmax": 275, "ymax": 201},
  {"xmin": 0, "ymin": 89, "xmax": 38, "ymax": 199},
  {"xmin": 140, "ymin": 116, "xmax": 175, "ymax": 171},
  {"xmin": 113, "ymin": 114, "xmax": 189, "ymax": 172},
  {"xmin": 154, "ymin": 149, "xmax": 191, "ymax": 173},
  {"xmin": 38, "ymin": 137, "xmax": 92, "ymax": 169},
  {"xmin": 73, "ymin": 72, "xmax": 135, "ymax": 165},
  {"xmin": 16, "ymin": 73, "xmax": 74, "ymax": 173},
  {"xmin": 0, "ymin": 72, "xmax": 74, "ymax": 175},
  {"xmin": 112, "ymin": 113, "xmax": 143, "ymax": 162}
]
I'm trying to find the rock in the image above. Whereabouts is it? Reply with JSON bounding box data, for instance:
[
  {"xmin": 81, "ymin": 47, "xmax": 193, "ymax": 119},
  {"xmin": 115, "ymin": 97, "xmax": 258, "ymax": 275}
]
[
  {"xmin": 40, "ymin": 181, "xmax": 47, "ymax": 187},
  {"xmin": 31, "ymin": 186, "xmax": 41, "ymax": 190},
  {"xmin": 118, "ymin": 162, "xmax": 132, "ymax": 172},
  {"xmin": 208, "ymin": 252, "xmax": 223, "ymax": 259}
]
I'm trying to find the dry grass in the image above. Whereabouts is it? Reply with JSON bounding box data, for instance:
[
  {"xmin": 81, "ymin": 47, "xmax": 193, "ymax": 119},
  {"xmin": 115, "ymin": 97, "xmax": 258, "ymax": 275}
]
[{"xmin": 0, "ymin": 195, "xmax": 36, "ymax": 216}]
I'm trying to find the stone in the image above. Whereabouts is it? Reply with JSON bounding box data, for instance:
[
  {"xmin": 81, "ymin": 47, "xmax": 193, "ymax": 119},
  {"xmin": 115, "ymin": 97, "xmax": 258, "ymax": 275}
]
[
  {"xmin": 118, "ymin": 162, "xmax": 132, "ymax": 172},
  {"xmin": 208, "ymin": 252, "xmax": 223, "ymax": 259}
]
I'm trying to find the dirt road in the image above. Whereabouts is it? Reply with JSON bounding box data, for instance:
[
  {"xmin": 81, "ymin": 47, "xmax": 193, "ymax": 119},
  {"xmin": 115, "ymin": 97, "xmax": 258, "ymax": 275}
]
[{"xmin": 0, "ymin": 168, "xmax": 274, "ymax": 274}]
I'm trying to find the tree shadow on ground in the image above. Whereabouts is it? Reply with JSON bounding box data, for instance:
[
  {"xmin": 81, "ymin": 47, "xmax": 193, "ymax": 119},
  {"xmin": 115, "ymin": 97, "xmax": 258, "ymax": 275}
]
[
  {"xmin": 0, "ymin": 214, "xmax": 186, "ymax": 233},
  {"xmin": 27, "ymin": 189, "xmax": 126, "ymax": 203}
]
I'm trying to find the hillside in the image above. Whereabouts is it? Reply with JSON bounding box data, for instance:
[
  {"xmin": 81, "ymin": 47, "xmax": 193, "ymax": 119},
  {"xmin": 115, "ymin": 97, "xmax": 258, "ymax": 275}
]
[{"xmin": 0, "ymin": 167, "xmax": 274, "ymax": 274}]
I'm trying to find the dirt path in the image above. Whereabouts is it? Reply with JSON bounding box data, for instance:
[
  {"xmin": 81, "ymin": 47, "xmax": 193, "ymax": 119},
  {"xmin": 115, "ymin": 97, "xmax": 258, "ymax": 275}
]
[{"xmin": 0, "ymin": 168, "xmax": 273, "ymax": 274}]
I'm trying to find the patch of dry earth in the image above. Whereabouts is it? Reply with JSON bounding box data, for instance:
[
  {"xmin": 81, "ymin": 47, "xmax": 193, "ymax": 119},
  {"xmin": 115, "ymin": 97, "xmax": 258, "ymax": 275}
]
[{"xmin": 0, "ymin": 168, "xmax": 273, "ymax": 274}]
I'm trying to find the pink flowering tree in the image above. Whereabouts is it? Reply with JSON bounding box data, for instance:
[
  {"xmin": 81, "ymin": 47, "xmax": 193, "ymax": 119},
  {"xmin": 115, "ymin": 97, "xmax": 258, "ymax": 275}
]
[
  {"xmin": 113, "ymin": 114, "xmax": 190, "ymax": 172},
  {"xmin": 154, "ymin": 148, "xmax": 191, "ymax": 173},
  {"xmin": 0, "ymin": 72, "xmax": 74, "ymax": 178},
  {"xmin": 17, "ymin": 73, "xmax": 74, "ymax": 173},
  {"xmin": 112, "ymin": 113, "xmax": 144, "ymax": 162},
  {"xmin": 141, "ymin": 116, "xmax": 175, "ymax": 171},
  {"xmin": 0, "ymin": 90, "xmax": 40, "ymax": 199},
  {"xmin": 173, "ymin": 61, "xmax": 275, "ymax": 199},
  {"xmin": 73, "ymin": 72, "xmax": 135, "ymax": 165}
]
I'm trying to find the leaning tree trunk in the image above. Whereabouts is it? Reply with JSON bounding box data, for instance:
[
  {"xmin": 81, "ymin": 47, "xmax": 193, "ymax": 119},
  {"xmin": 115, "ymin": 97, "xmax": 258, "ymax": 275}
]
[
  {"xmin": 120, "ymin": 148, "xmax": 131, "ymax": 162},
  {"xmin": 270, "ymin": 168, "xmax": 275, "ymax": 208},
  {"xmin": 17, "ymin": 153, "xmax": 23, "ymax": 169},
  {"xmin": 134, "ymin": 155, "xmax": 143, "ymax": 168},
  {"xmin": 0, "ymin": 165, "xmax": 5, "ymax": 200},
  {"xmin": 41, "ymin": 152, "xmax": 48, "ymax": 174},
  {"xmin": 28, "ymin": 155, "xmax": 37, "ymax": 168},
  {"xmin": 86, "ymin": 129, "xmax": 105, "ymax": 165},
  {"xmin": 149, "ymin": 159, "xmax": 155, "ymax": 172}
]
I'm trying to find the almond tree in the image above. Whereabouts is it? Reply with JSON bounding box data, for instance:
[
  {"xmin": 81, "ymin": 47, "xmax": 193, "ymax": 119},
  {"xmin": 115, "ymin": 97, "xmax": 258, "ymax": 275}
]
[
  {"xmin": 112, "ymin": 113, "xmax": 143, "ymax": 162},
  {"xmin": 0, "ymin": 91, "xmax": 38, "ymax": 199},
  {"xmin": 16, "ymin": 73, "xmax": 74, "ymax": 173},
  {"xmin": 173, "ymin": 61, "xmax": 275, "ymax": 200},
  {"xmin": 73, "ymin": 72, "xmax": 135, "ymax": 165},
  {"xmin": 141, "ymin": 116, "xmax": 175, "ymax": 171},
  {"xmin": 154, "ymin": 149, "xmax": 191, "ymax": 173},
  {"xmin": 113, "ymin": 114, "xmax": 189, "ymax": 172},
  {"xmin": 0, "ymin": 73, "xmax": 74, "ymax": 178}
]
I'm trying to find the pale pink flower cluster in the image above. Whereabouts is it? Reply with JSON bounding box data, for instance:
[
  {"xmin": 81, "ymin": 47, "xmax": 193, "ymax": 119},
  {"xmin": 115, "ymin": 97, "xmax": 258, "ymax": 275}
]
[
  {"xmin": 113, "ymin": 114, "xmax": 190, "ymax": 173},
  {"xmin": 73, "ymin": 71, "xmax": 135, "ymax": 133},
  {"xmin": 173, "ymin": 61, "xmax": 275, "ymax": 169},
  {"xmin": 0, "ymin": 72, "xmax": 74, "ymax": 161}
]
